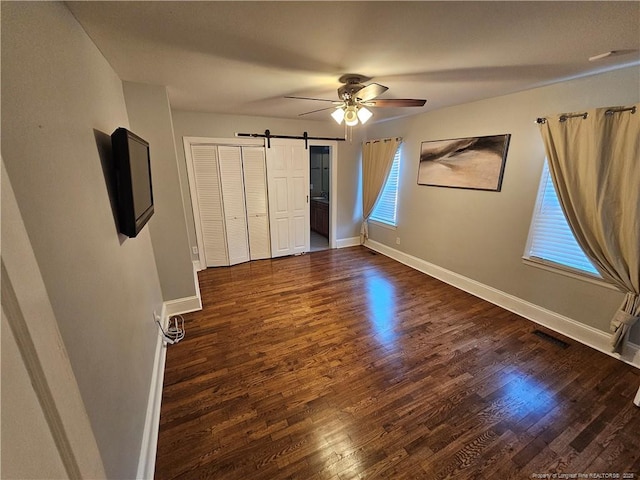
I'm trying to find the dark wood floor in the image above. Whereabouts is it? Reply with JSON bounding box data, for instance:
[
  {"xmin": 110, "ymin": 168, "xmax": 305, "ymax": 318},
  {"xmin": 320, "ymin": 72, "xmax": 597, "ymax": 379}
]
[{"xmin": 155, "ymin": 246, "xmax": 640, "ymax": 479}]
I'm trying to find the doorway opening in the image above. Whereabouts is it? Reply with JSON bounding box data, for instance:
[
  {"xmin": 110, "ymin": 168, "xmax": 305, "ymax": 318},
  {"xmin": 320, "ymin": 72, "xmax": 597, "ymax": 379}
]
[{"xmin": 309, "ymin": 145, "xmax": 330, "ymax": 252}]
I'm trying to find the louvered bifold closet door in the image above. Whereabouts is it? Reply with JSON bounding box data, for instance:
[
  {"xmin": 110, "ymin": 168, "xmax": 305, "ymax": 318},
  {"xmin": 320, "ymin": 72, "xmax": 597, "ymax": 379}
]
[
  {"xmin": 218, "ymin": 146, "xmax": 250, "ymax": 265},
  {"xmin": 242, "ymin": 147, "xmax": 271, "ymax": 260},
  {"xmin": 190, "ymin": 145, "xmax": 228, "ymax": 266}
]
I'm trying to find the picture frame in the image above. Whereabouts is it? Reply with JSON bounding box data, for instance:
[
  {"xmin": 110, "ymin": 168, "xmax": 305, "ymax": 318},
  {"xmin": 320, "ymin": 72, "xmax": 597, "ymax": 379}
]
[{"xmin": 417, "ymin": 134, "xmax": 510, "ymax": 191}]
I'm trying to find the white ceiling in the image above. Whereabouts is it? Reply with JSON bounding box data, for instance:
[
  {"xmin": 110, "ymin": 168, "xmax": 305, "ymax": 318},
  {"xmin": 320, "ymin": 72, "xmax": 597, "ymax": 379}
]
[{"xmin": 66, "ymin": 1, "xmax": 640, "ymax": 124}]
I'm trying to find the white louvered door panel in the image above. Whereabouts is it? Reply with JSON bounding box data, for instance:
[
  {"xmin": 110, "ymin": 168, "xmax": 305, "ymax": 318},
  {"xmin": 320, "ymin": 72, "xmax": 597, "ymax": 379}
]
[
  {"xmin": 242, "ymin": 146, "xmax": 271, "ymax": 260},
  {"xmin": 218, "ymin": 146, "xmax": 250, "ymax": 265},
  {"xmin": 190, "ymin": 145, "xmax": 228, "ymax": 266}
]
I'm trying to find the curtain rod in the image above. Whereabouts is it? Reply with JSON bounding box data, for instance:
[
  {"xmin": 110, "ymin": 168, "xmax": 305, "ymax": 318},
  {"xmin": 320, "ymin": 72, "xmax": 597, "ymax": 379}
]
[
  {"xmin": 605, "ymin": 105, "xmax": 637, "ymax": 116},
  {"xmin": 364, "ymin": 137, "xmax": 402, "ymax": 144},
  {"xmin": 536, "ymin": 105, "xmax": 636, "ymax": 124},
  {"xmin": 235, "ymin": 129, "xmax": 346, "ymax": 148},
  {"xmin": 536, "ymin": 112, "xmax": 587, "ymax": 124}
]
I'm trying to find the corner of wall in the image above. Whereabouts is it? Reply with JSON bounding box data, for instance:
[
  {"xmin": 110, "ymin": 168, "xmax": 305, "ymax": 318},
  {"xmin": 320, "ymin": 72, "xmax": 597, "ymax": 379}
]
[{"xmin": 337, "ymin": 236, "xmax": 362, "ymax": 248}]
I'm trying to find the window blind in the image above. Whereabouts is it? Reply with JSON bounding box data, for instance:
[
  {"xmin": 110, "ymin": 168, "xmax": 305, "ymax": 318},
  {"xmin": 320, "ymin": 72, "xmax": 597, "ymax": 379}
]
[
  {"xmin": 370, "ymin": 147, "xmax": 401, "ymax": 226},
  {"xmin": 526, "ymin": 161, "xmax": 600, "ymax": 277}
]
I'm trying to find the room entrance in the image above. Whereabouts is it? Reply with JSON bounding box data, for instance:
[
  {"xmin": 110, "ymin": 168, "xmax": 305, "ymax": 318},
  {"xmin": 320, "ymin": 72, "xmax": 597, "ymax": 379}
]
[
  {"xmin": 309, "ymin": 145, "xmax": 330, "ymax": 252},
  {"xmin": 308, "ymin": 140, "xmax": 338, "ymax": 252}
]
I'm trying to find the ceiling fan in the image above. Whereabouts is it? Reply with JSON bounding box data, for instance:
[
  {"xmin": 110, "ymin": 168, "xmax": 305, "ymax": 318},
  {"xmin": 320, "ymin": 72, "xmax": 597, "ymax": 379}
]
[{"xmin": 286, "ymin": 74, "xmax": 427, "ymax": 126}]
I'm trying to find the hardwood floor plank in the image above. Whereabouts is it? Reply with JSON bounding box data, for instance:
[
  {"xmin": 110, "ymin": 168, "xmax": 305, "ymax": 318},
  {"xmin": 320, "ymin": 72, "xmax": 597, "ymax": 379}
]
[{"xmin": 155, "ymin": 247, "xmax": 640, "ymax": 479}]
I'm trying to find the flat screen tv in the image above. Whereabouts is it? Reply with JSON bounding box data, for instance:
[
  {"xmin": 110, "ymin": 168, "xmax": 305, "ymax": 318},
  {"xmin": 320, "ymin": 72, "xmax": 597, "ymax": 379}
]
[{"xmin": 111, "ymin": 127, "xmax": 154, "ymax": 238}]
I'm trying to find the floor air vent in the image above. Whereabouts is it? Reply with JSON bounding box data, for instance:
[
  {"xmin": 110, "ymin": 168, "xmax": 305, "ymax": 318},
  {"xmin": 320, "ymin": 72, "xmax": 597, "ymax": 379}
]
[{"xmin": 533, "ymin": 329, "xmax": 570, "ymax": 349}]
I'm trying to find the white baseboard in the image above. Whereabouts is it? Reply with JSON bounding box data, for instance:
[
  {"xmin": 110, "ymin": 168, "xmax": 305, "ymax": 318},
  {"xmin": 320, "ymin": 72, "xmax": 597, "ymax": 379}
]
[
  {"xmin": 137, "ymin": 263, "xmax": 203, "ymax": 479},
  {"xmin": 193, "ymin": 258, "xmax": 206, "ymax": 273},
  {"xmin": 364, "ymin": 239, "xmax": 640, "ymax": 369},
  {"xmin": 163, "ymin": 295, "xmax": 202, "ymax": 317},
  {"xmin": 337, "ymin": 236, "xmax": 361, "ymax": 248},
  {"xmin": 164, "ymin": 262, "xmax": 203, "ymax": 317},
  {"xmin": 136, "ymin": 316, "xmax": 169, "ymax": 480}
]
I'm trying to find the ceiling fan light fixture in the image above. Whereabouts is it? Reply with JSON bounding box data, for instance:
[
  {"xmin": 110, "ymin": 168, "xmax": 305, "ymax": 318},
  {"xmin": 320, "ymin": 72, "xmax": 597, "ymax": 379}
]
[
  {"xmin": 289, "ymin": 73, "xmax": 427, "ymax": 124},
  {"xmin": 357, "ymin": 106, "xmax": 373, "ymax": 124},
  {"xmin": 331, "ymin": 107, "xmax": 345, "ymax": 124},
  {"xmin": 344, "ymin": 105, "xmax": 359, "ymax": 126}
]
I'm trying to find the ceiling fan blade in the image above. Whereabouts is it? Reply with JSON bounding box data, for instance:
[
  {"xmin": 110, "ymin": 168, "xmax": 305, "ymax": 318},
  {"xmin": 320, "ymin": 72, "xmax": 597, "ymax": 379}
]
[
  {"xmin": 367, "ymin": 98, "xmax": 427, "ymax": 107},
  {"xmin": 298, "ymin": 106, "xmax": 341, "ymax": 116},
  {"xmin": 354, "ymin": 83, "xmax": 388, "ymax": 102},
  {"xmin": 285, "ymin": 95, "xmax": 338, "ymax": 103}
]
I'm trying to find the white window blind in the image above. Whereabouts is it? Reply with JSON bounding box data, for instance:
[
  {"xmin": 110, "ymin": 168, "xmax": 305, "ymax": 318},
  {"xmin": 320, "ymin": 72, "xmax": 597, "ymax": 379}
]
[
  {"xmin": 370, "ymin": 146, "xmax": 401, "ymax": 226},
  {"xmin": 525, "ymin": 160, "xmax": 600, "ymax": 277}
]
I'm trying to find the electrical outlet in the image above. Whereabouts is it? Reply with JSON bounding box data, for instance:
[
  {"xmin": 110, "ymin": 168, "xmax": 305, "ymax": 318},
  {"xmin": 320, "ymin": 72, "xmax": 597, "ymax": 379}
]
[
  {"xmin": 192, "ymin": 246, "xmax": 199, "ymax": 255},
  {"xmin": 153, "ymin": 310, "xmax": 162, "ymax": 322},
  {"xmin": 396, "ymin": 237, "xmax": 401, "ymax": 245}
]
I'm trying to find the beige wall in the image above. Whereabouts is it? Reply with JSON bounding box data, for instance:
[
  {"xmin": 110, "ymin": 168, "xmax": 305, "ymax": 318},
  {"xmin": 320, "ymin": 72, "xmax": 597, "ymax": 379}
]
[
  {"xmin": 170, "ymin": 110, "xmax": 363, "ymax": 256},
  {"xmin": 1, "ymin": 3, "xmax": 163, "ymax": 477},
  {"xmin": 363, "ymin": 66, "xmax": 639, "ymax": 342},
  {"xmin": 123, "ymin": 82, "xmax": 196, "ymax": 300}
]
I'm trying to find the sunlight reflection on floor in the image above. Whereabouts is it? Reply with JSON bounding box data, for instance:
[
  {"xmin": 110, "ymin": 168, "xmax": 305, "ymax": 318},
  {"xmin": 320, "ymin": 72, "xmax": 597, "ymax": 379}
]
[
  {"xmin": 365, "ymin": 274, "xmax": 398, "ymax": 349},
  {"xmin": 500, "ymin": 370, "xmax": 556, "ymax": 417}
]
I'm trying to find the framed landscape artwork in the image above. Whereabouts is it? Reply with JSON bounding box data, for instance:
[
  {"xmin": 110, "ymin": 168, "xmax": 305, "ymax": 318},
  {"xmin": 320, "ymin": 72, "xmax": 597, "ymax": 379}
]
[{"xmin": 417, "ymin": 134, "xmax": 511, "ymax": 191}]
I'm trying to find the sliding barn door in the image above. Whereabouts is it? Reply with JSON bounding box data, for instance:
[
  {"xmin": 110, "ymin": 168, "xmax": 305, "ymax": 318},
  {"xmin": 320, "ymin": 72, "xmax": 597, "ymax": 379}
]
[
  {"xmin": 189, "ymin": 145, "xmax": 228, "ymax": 267},
  {"xmin": 218, "ymin": 146, "xmax": 250, "ymax": 265},
  {"xmin": 242, "ymin": 146, "xmax": 271, "ymax": 260},
  {"xmin": 265, "ymin": 139, "xmax": 310, "ymax": 257}
]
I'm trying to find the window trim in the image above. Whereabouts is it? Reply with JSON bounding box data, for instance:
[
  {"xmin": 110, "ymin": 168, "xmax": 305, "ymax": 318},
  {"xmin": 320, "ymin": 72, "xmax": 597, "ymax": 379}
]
[
  {"xmin": 369, "ymin": 146, "xmax": 401, "ymax": 227},
  {"xmin": 368, "ymin": 218, "xmax": 397, "ymax": 230},
  {"xmin": 522, "ymin": 257, "xmax": 617, "ymax": 290}
]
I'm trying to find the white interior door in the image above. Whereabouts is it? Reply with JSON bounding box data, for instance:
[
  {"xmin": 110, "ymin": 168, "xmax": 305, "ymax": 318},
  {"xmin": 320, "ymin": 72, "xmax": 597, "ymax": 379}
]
[
  {"xmin": 265, "ymin": 139, "xmax": 310, "ymax": 257},
  {"xmin": 190, "ymin": 145, "xmax": 228, "ymax": 267},
  {"xmin": 218, "ymin": 146, "xmax": 250, "ymax": 265},
  {"xmin": 242, "ymin": 146, "xmax": 271, "ymax": 260}
]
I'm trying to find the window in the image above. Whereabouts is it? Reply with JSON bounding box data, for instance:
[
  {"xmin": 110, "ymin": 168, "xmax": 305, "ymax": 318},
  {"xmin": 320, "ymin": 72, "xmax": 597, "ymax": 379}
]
[
  {"xmin": 370, "ymin": 146, "xmax": 401, "ymax": 227},
  {"xmin": 524, "ymin": 160, "xmax": 600, "ymax": 277}
]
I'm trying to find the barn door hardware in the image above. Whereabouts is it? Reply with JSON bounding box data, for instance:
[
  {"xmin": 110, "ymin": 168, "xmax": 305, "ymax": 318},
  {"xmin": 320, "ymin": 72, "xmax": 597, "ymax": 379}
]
[{"xmin": 236, "ymin": 130, "xmax": 345, "ymax": 149}]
